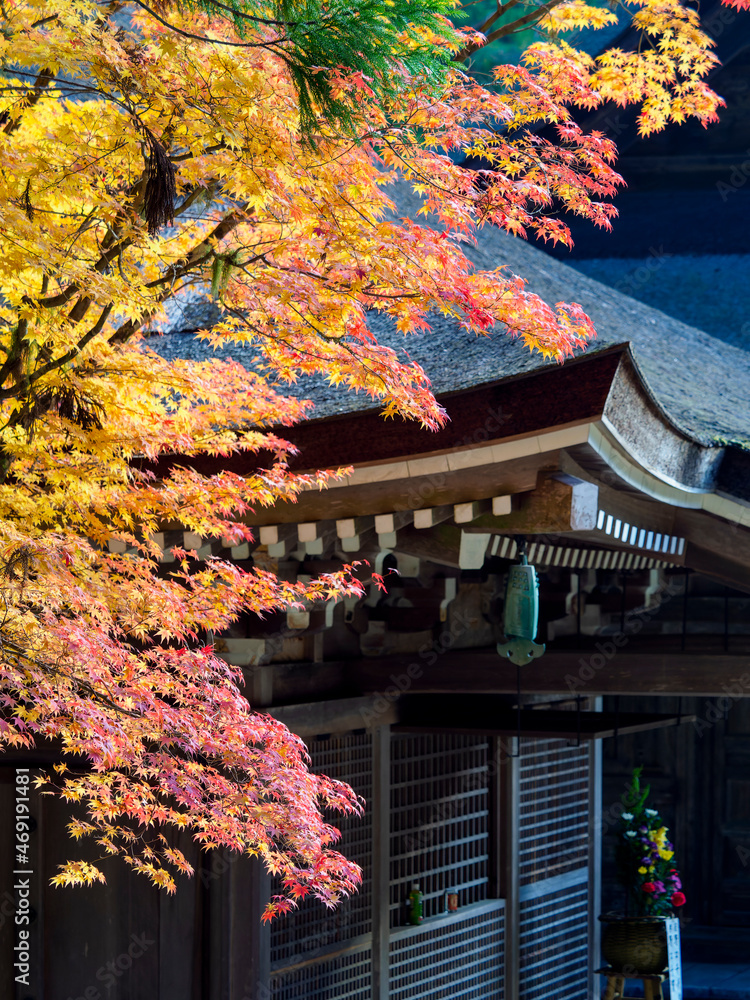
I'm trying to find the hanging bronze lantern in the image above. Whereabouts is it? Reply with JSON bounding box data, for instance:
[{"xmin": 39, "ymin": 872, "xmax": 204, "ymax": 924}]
[{"xmin": 496, "ymin": 550, "xmax": 546, "ymax": 666}]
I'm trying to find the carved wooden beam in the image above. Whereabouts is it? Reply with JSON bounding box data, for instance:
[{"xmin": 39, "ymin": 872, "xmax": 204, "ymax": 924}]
[
  {"xmin": 349, "ymin": 649, "xmax": 750, "ymax": 698},
  {"xmin": 374, "ymin": 510, "xmax": 413, "ymax": 548},
  {"xmin": 463, "ymin": 475, "xmax": 599, "ymax": 535},
  {"xmin": 260, "ymin": 523, "xmax": 298, "ymax": 558},
  {"xmin": 414, "ymin": 504, "xmax": 453, "ymax": 529},
  {"xmin": 336, "ymin": 515, "xmax": 376, "ymax": 553}
]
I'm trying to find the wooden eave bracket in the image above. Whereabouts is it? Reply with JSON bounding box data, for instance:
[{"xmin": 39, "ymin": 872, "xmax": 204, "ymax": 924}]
[{"xmin": 461, "ymin": 474, "xmax": 599, "ymax": 536}]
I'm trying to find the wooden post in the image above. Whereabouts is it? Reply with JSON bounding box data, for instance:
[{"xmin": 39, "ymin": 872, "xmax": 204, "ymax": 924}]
[
  {"xmin": 206, "ymin": 851, "xmax": 270, "ymax": 1000},
  {"xmin": 588, "ymin": 705, "xmax": 603, "ymax": 1000},
  {"xmin": 371, "ymin": 725, "xmax": 391, "ymax": 1000},
  {"xmin": 496, "ymin": 737, "xmax": 520, "ymax": 1000},
  {"xmin": 231, "ymin": 859, "xmax": 270, "ymax": 1000}
]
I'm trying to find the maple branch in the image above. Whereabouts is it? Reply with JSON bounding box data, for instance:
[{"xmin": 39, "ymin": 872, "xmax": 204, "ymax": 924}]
[
  {"xmin": 169, "ymin": 146, "xmax": 226, "ymax": 162},
  {"xmin": 174, "ymin": 181, "xmax": 218, "ymax": 216},
  {"xmin": 0, "ymin": 305, "xmax": 113, "ymax": 401},
  {"xmin": 220, "ymin": 301, "xmax": 405, "ymax": 397},
  {"xmin": 31, "ymin": 235, "xmax": 132, "ymax": 309},
  {"xmin": 2, "ymin": 68, "xmax": 52, "ymax": 135},
  {"xmin": 31, "ymin": 158, "xmax": 171, "ymax": 311},
  {"xmin": 452, "ymin": 0, "xmax": 564, "ymax": 61},
  {"xmin": 29, "ymin": 14, "xmax": 59, "ymax": 27},
  {"xmin": 8, "ymin": 204, "xmax": 250, "ymax": 397},
  {"xmin": 475, "ymin": 0, "xmax": 524, "ymax": 37},
  {"xmin": 257, "ymin": 257, "xmax": 421, "ymax": 300},
  {"xmin": 0, "ymin": 629, "xmax": 142, "ymax": 718},
  {"xmin": 109, "ymin": 207, "xmax": 251, "ymax": 344},
  {"xmin": 0, "ymin": 319, "xmax": 27, "ymax": 389},
  {"xmin": 485, "ymin": 0, "xmax": 566, "ymax": 41}
]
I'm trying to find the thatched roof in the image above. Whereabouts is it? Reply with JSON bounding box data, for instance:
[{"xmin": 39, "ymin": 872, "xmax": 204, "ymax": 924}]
[{"xmin": 149, "ymin": 182, "xmax": 750, "ymax": 449}]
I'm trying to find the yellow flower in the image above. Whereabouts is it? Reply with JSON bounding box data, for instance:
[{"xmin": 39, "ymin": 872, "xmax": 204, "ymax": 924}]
[
  {"xmin": 638, "ymin": 866, "xmax": 648, "ymax": 874},
  {"xmin": 658, "ymin": 849, "xmax": 674, "ymax": 860}
]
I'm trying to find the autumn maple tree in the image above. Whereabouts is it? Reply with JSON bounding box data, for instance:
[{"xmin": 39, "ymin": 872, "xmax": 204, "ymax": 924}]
[{"xmin": 0, "ymin": 0, "xmax": 744, "ymax": 914}]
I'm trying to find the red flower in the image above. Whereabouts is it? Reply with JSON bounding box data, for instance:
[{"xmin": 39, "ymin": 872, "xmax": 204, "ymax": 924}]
[
  {"xmin": 642, "ymin": 882, "xmax": 656, "ymax": 893},
  {"xmin": 671, "ymin": 891, "xmax": 686, "ymax": 907}
]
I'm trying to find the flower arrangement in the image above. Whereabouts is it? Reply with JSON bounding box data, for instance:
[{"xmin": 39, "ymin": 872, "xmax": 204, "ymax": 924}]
[{"xmin": 615, "ymin": 767, "xmax": 686, "ymax": 917}]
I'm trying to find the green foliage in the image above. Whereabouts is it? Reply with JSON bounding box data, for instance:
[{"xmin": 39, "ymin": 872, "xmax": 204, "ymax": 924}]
[
  {"xmin": 174, "ymin": 0, "xmax": 460, "ymax": 140},
  {"xmin": 622, "ymin": 764, "xmax": 651, "ymax": 815},
  {"xmin": 210, "ymin": 250, "xmax": 243, "ymax": 299}
]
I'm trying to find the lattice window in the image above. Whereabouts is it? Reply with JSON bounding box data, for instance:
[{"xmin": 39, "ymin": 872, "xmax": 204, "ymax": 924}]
[
  {"xmin": 519, "ymin": 881, "xmax": 589, "ymax": 1000},
  {"xmin": 518, "ymin": 739, "xmax": 589, "ymax": 885},
  {"xmin": 270, "ymin": 732, "xmax": 372, "ymax": 968},
  {"xmin": 390, "ymin": 901, "xmax": 505, "ymax": 1000},
  {"xmin": 390, "ymin": 734, "xmax": 489, "ymax": 925},
  {"xmin": 271, "ymin": 947, "xmax": 371, "ymax": 1000}
]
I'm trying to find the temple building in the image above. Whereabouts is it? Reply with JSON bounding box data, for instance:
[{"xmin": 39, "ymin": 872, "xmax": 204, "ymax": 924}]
[{"xmin": 3, "ymin": 183, "xmax": 749, "ymax": 998}]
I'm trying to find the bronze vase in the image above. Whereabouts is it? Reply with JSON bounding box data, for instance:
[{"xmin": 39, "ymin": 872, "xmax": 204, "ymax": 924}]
[{"xmin": 599, "ymin": 915, "xmax": 668, "ymax": 975}]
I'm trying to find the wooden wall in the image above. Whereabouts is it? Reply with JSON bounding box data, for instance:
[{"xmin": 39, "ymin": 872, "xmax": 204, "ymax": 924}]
[
  {"xmin": 0, "ymin": 768, "xmax": 269, "ymax": 1000},
  {"xmin": 2, "ymin": 726, "xmax": 602, "ymax": 1000},
  {"xmin": 601, "ymin": 694, "xmax": 750, "ymax": 932}
]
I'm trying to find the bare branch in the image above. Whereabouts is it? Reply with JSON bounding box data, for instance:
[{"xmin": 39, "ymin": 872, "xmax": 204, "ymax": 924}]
[
  {"xmin": 476, "ymin": 0, "xmax": 524, "ymax": 36},
  {"xmin": 453, "ymin": 0, "xmax": 563, "ymax": 61},
  {"xmin": 485, "ymin": 0, "xmax": 566, "ymax": 41},
  {"xmin": 130, "ymin": 0, "xmax": 291, "ymax": 48}
]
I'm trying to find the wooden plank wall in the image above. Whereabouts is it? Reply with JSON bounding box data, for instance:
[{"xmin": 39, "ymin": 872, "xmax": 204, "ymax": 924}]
[{"xmin": 0, "ymin": 767, "xmax": 268, "ymax": 1000}]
